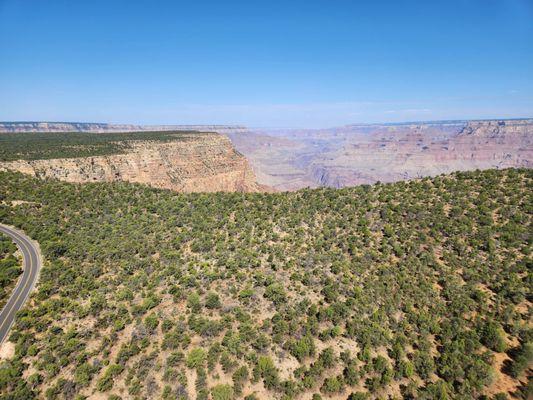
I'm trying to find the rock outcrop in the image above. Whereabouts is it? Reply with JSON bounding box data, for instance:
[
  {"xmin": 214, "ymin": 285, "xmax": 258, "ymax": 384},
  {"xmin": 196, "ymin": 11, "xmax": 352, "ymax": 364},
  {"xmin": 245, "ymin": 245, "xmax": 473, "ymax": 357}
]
[{"xmin": 0, "ymin": 133, "xmax": 263, "ymax": 193}]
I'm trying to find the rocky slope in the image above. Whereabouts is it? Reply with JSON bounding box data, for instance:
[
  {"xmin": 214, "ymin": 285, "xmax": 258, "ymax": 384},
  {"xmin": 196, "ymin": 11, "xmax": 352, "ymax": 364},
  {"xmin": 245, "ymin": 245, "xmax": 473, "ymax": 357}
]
[
  {"xmin": 0, "ymin": 133, "xmax": 263, "ymax": 193},
  {"xmin": 229, "ymin": 119, "xmax": 533, "ymax": 190}
]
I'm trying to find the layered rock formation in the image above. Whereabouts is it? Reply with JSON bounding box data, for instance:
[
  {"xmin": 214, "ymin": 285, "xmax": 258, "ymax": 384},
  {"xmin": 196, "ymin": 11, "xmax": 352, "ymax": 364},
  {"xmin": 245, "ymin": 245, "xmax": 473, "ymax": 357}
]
[
  {"xmin": 0, "ymin": 133, "xmax": 263, "ymax": 193},
  {"xmin": 229, "ymin": 119, "xmax": 532, "ymax": 190},
  {"xmin": 2, "ymin": 119, "xmax": 530, "ymax": 191},
  {"xmin": 0, "ymin": 122, "xmax": 248, "ymax": 135}
]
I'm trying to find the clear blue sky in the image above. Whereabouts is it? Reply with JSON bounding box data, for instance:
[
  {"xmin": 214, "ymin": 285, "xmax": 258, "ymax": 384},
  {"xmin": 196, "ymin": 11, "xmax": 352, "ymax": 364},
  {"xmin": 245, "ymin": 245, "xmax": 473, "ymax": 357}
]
[{"xmin": 1, "ymin": 0, "xmax": 532, "ymax": 127}]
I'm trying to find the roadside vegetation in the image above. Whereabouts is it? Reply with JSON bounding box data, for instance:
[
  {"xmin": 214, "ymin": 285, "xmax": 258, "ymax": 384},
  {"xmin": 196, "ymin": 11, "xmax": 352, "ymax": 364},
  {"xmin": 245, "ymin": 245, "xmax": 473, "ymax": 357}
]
[
  {"xmin": 0, "ymin": 131, "xmax": 208, "ymax": 161},
  {"xmin": 0, "ymin": 168, "xmax": 530, "ymax": 399},
  {"xmin": 0, "ymin": 232, "xmax": 22, "ymax": 309}
]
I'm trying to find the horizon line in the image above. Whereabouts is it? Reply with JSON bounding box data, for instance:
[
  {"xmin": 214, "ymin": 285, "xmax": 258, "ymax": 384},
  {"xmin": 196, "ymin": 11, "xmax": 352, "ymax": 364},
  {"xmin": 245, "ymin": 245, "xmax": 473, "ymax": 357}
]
[{"xmin": 1, "ymin": 116, "xmax": 532, "ymax": 131}]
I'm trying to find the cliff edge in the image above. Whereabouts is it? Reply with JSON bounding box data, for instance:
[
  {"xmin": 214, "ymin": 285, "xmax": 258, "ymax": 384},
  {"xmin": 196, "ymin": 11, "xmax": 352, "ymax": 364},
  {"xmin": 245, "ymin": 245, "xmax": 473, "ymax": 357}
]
[{"xmin": 0, "ymin": 132, "xmax": 264, "ymax": 193}]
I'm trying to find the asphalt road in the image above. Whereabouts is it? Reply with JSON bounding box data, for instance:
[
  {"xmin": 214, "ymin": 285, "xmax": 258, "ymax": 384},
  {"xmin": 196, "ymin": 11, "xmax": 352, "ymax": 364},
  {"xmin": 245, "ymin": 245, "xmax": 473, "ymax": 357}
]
[{"xmin": 0, "ymin": 224, "xmax": 41, "ymax": 345}]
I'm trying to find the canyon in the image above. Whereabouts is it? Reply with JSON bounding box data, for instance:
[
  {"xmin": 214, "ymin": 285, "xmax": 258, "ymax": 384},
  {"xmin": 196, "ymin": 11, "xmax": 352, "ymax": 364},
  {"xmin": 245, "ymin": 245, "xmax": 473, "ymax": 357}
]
[
  {"xmin": 228, "ymin": 119, "xmax": 533, "ymax": 190},
  {"xmin": 1, "ymin": 119, "xmax": 531, "ymax": 192}
]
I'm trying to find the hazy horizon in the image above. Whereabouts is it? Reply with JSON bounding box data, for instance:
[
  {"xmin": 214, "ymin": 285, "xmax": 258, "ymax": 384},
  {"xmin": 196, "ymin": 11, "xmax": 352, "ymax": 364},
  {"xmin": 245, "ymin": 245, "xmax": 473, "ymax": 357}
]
[
  {"xmin": 2, "ymin": 116, "xmax": 533, "ymax": 131},
  {"xmin": 1, "ymin": 0, "xmax": 532, "ymax": 127}
]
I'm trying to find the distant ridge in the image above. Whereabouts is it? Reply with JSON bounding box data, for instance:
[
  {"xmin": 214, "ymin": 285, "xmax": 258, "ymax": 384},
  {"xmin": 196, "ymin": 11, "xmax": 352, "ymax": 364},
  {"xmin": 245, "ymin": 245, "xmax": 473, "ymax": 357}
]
[
  {"xmin": 0, "ymin": 122, "xmax": 248, "ymax": 134},
  {"xmin": 2, "ymin": 118, "xmax": 532, "ymax": 133},
  {"xmin": 342, "ymin": 117, "xmax": 533, "ymax": 128}
]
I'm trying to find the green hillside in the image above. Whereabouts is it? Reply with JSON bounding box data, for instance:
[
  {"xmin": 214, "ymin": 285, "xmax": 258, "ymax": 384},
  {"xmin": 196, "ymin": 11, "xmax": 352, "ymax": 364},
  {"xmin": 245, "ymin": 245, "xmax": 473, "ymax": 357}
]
[{"xmin": 0, "ymin": 168, "xmax": 531, "ymax": 399}]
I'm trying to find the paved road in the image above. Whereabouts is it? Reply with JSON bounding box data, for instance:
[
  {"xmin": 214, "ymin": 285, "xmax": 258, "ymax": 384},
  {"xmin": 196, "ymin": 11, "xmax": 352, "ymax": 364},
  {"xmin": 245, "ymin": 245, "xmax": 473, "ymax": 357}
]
[{"xmin": 0, "ymin": 224, "xmax": 41, "ymax": 345}]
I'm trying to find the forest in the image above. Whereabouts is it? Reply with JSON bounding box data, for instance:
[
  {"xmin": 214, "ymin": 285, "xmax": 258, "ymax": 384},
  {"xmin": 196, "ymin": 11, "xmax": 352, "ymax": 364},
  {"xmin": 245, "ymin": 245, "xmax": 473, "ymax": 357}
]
[
  {"xmin": 0, "ymin": 131, "xmax": 207, "ymax": 161},
  {"xmin": 0, "ymin": 168, "xmax": 530, "ymax": 400}
]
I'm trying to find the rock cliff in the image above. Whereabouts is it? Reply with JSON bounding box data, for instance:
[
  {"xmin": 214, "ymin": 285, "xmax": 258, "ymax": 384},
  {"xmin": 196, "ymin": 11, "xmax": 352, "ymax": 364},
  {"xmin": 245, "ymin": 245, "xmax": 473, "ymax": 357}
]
[
  {"xmin": 0, "ymin": 133, "xmax": 263, "ymax": 193},
  {"xmin": 229, "ymin": 119, "xmax": 532, "ymax": 190}
]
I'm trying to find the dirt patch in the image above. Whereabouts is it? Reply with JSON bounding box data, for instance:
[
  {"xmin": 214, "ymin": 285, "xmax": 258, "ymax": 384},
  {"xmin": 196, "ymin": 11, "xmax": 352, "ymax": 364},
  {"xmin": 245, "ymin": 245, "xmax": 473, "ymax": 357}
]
[
  {"xmin": 484, "ymin": 352, "xmax": 522, "ymax": 397},
  {"xmin": 10, "ymin": 200, "xmax": 40, "ymax": 206},
  {"xmin": 0, "ymin": 341, "xmax": 15, "ymax": 360}
]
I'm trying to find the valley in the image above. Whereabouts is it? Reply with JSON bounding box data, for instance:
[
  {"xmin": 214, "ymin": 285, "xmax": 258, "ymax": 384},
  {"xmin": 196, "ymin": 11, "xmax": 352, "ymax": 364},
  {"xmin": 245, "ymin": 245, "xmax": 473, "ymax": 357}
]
[
  {"xmin": 228, "ymin": 119, "xmax": 533, "ymax": 190},
  {"xmin": 2, "ymin": 118, "xmax": 531, "ymax": 194}
]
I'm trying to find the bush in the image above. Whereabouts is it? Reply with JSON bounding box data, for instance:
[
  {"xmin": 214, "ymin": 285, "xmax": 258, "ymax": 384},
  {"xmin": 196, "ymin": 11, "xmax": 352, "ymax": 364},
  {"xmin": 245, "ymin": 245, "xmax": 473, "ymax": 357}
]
[
  {"xmin": 205, "ymin": 292, "xmax": 221, "ymax": 309},
  {"xmin": 289, "ymin": 335, "xmax": 315, "ymax": 361},
  {"xmin": 264, "ymin": 283, "xmax": 287, "ymax": 305},
  {"xmin": 211, "ymin": 384, "xmax": 234, "ymax": 400},
  {"xmin": 321, "ymin": 376, "xmax": 344, "ymax": 393},
  {"xmin": 480, "ymin": 321, "xmax": 507, "ymax": 353},
  {"xmin": 509, "ymin": 342, "xmax": 533, "ymax": 378},
  {"xmin": 186, "ymin": 348, "xmax": 206, "ymax": 369},
  {"xmin": 96, "ymin": 365, "xmax": 124, "ymax": 392},
  {"xmin": 348, "ymin": 393, "xmax": 368, "ymax": 400},
  {"xmin": 232, "ymin": 365, "xmax": 248, "ymax": 395},
  {"xmin": 255, "ymin": 356, "xmax": 279, "ymax": 390}
]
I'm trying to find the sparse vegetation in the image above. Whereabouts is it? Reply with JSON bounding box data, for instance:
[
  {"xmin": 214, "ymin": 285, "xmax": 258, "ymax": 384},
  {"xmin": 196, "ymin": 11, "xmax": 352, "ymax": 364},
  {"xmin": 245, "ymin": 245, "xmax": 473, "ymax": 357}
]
[{"xmin": 0, "ymin": 168, "xmax": 531, "ymax": 399}]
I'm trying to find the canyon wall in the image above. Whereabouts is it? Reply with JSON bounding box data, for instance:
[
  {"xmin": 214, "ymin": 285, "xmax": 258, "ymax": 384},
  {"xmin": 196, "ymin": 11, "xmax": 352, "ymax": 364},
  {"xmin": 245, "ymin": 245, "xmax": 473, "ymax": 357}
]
[
  {"xmin": 229, "ymin": 119, "xmax": 533, "ymax": 190},
  {"xmin": 0, "ymin": 133, "xmax": 263, "ymax": 193},
  {"xmin": 2, "ymin": 119, "xmax": 530, "ymax": 191}
]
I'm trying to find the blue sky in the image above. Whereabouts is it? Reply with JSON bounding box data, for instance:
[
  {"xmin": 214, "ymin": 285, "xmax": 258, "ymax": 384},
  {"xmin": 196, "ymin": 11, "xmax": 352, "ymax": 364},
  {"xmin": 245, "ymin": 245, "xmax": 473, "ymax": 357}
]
[{"xmin": 1, "ymin": 0, "xmax": 532, "ymax": 127}]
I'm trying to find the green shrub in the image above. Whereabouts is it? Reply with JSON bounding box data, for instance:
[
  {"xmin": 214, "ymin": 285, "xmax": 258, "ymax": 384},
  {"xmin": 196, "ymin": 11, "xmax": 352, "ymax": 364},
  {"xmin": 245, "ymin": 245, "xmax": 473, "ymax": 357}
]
[
  {"xmin": 211, "ymin": 384, "xmax": 234, "ymax": 400},
  {"xmin": 186, "ymin": 348, "xmax": 206, "ymax": 369}
]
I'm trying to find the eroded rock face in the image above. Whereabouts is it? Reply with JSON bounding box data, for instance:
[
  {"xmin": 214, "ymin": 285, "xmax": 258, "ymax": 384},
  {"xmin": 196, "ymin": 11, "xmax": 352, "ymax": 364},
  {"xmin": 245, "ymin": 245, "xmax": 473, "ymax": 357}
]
[
  {"xmin": 0, "ymin": 133, "xmax": 263, "ymax": 193},
  {"xmin": 229, "ymin": 119, "xmax": 532, "ymax": 190},
  {"xmin": 315, "ymin": 119, "xmax": 532, "ymax": 186}
]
